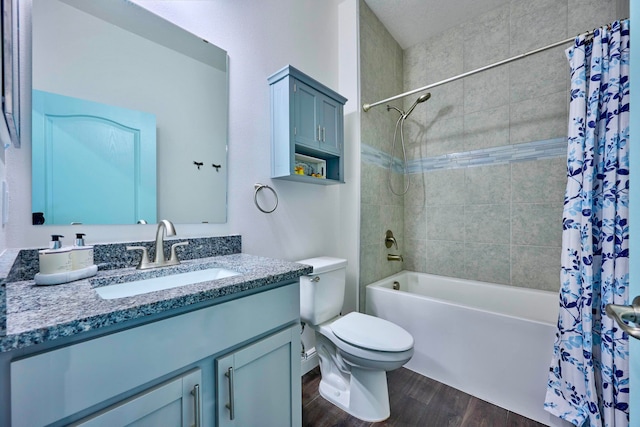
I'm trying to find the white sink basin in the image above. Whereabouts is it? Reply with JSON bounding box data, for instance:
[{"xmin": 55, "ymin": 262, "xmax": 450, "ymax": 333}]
[{"xmin": 95, "ymin": 267, "xmax": 240, "ymax": 300}]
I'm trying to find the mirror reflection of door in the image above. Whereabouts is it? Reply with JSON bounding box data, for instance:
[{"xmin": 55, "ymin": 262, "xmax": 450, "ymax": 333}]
[
  {"xmin": 32, "ymin": 90, "xmax": 157, "ymax": 225},
  {"xmin": 31, "ymin": 0, "xmax": 229, "ymax": 224}
]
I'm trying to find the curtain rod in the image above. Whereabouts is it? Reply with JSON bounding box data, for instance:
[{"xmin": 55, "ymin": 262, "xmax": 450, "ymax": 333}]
[{"xmin": 362, "ymin": 29, "xmax": 595, "ymax": 112}]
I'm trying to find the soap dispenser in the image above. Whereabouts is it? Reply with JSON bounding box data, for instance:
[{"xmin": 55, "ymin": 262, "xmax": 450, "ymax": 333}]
[
  {"xmin": 38, "ymin": 235, "xmax": 73, "ymax": 275},
  {"xmin": 50, "ymin": 234, "xmax": 63, "ymax": 249},
  {"xmin": 35, "ymin": 234, "xmax": 98, "ymax": 285},
  {"xmin": 74, "ymin": 233, "xmax": 86, "ymax": 246},
  {"xmin": 71, "ymin": 233, "xmax": 95, "ymax": 270}
]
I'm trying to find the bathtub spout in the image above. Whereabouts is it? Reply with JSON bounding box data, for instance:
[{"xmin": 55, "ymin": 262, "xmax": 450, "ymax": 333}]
[{"xmin": 387, "ymin": 254, "xmax": 403, "ymax": 262}]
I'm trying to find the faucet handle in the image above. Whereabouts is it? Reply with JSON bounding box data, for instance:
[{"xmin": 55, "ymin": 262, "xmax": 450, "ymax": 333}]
[
  {"xmin": 169, "ymin": 241, "xmax": 189, "ymax": 264},
  {"xmin": 127, "ymin": 246, "xmax": 151, "ymax": 269},
  {"xmin": 385, "ymin": 230, "xmax": 398, "ymax": 249}
]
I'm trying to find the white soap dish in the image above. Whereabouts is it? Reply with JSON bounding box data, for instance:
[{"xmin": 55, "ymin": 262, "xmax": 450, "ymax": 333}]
[{"xmin": 35, "ymin": 264, "xmax": 98, "ymax": 286}]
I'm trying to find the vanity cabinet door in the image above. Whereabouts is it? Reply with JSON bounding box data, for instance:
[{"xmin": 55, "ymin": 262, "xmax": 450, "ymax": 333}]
[
  {"xmin": 72, "ymin": 369, "xmax": 202, "ymax": 427},
  {"xmin": 216, "ymin": 325, "xmax": 301, "ymax": 427}
]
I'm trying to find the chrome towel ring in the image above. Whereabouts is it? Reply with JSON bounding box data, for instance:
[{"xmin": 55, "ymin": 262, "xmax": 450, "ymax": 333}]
[{"xmin": 254, "ymin": 183, "xmax": 278, "ymax": 213}]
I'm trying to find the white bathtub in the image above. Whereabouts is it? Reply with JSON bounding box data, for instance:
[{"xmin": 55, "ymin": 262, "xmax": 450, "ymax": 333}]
[{"xmin": 366, "ymin": 271, "xmax": 571, "ymax": 427}]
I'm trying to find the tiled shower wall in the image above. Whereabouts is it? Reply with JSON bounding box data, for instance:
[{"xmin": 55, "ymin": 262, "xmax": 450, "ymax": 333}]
[
  {"xmin": 359, "ymin": 1, "xmax": 404, "ymax": 310},
  {"xmin": 359, "ymin": 0, "xmax": 621, "ymax": 307}
]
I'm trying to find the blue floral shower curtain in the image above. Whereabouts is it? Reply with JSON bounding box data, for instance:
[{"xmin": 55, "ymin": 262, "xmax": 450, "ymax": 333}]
[{"xmin": 544, "ymin": 20, "xmax": 630, "ymax": 427}]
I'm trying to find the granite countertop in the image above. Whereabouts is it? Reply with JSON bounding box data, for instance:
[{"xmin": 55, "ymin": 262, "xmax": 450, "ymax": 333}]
[{"xmin": 1, "ymin": 253, "xmax": 312, "ymax": 353}]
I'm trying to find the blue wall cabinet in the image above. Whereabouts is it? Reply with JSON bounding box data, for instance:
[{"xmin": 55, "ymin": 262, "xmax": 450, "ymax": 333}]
[{"xmin": 269, "ymin": 65, "xmax": 347, "ymax": 184}]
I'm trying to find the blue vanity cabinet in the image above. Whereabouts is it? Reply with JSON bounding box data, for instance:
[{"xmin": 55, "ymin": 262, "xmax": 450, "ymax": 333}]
[
  {"xmin": 8, "ymin": 283, "xmax": 301, "ymax": 427},
  {"xmin": 73, "ymin": 369, "xmax": 202, "ymax": 426},
  {"xmin": 269, "ymin": 65, "xmax": 347, "ymax": 184},
  {"xmin": 216, "ymin": 325, "xmax": 299, "ymax": 427}
]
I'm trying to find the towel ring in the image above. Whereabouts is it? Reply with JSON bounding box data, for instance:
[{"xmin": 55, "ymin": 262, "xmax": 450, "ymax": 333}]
[{"xmin": 254, "ymin": 183, "xmax": 278, "ymax": 213}]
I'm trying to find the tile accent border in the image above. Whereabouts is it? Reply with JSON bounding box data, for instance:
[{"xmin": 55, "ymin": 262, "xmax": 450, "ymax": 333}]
[{"xmin": 362, "ymin": 138, "xmax": 567, "ymax": 173}]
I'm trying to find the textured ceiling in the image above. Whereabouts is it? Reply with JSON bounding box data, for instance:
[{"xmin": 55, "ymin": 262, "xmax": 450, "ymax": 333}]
[{"xmin": 363, "ymin": 0, "xmax": 510, "ymax": 49}]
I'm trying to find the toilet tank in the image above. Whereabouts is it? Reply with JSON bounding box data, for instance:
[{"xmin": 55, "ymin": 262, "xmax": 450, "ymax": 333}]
[{"xmin": 297, "ymin": 257, "xmax": 348, "ymax": 325}]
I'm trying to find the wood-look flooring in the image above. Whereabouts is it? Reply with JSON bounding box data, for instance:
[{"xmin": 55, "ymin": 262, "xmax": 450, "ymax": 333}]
[{"xmin": 302, "ymin": 367, "xmax": 548, "ymax": 427}]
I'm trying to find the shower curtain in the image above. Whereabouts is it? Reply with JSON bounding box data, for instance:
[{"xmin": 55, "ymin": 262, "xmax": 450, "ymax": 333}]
[{"xmin": 544, "ymin": 19, "xmax": 630, "ymax": 427}]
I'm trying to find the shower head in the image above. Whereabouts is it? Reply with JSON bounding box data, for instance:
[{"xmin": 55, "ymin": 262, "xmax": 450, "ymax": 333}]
[{"xmin": 404, "ymin": 92, "xmax": 431, "ymax": 117}]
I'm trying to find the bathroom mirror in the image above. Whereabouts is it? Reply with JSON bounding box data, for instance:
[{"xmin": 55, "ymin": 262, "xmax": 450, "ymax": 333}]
[
  {"xmin": 28, "ymin": 0, "xmax": 229, "ymax": 225},
  {"xmin": 1, "ymin": 0, "xmax": 20, "ymax": 148}
]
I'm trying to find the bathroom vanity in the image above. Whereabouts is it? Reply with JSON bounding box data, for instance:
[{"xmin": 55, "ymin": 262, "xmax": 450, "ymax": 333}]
[{"xmin": 0, "ymin": 245, "xmax": 311, "ymax": 427}]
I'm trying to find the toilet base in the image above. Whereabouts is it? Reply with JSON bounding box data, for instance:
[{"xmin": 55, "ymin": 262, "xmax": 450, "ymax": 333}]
[{"xmin": 318, "ymin": 366, "xmax": 390, "ymax": 422}]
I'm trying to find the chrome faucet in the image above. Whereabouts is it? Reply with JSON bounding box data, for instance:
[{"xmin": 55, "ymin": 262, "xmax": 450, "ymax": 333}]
[{"xmin": 127, "ymin": 220, "xmax": 189, "ymax": 269}]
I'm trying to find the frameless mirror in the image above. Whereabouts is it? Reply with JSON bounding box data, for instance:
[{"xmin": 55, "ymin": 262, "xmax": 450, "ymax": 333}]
[{"xmin": 29, "ymin": 0, "xmax": 228, "ymax": 225}]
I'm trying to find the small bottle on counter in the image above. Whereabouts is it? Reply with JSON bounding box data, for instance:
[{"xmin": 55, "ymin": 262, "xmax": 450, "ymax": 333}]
[
  {"xmin": 35, "ymin": 234, "xmax": 98, "ymax": 286},
  {"xmin": 38, "ymin": 235, "xmax": 73, "ymax": 274},
  {"xmin": 71, "ymin": 233, "xmax": 94, "ymax": 270}
]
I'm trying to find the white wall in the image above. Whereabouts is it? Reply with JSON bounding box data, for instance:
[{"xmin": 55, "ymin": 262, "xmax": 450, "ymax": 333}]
[{"xmin": 5, "ymin": 0, "xmax": 361, "ymax": 308}]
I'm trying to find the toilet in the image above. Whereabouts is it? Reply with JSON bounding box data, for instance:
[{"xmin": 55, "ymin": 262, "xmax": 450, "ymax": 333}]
[{"xmin": 297, "ymin": 256, "xmax": 414, "ymax": 422}]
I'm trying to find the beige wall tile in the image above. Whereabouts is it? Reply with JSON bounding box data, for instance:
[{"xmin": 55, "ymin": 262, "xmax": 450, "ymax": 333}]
[
  {"xmin": 509, "ymin": 91, "xmax": 568, "ymax": 145},
  {"xmin": 512, "ymin": 203, "xmax": 563, "ymax": 247},
  {"xmin": 426, "ymin": 169, "xmax": 467, "ymax": 206},
  {"xmin": 512, "ymin": 245, "xmax": 562, "ymax": 291},
  {"xmin": 464, "ymin": 243, "xmax": 511, "ymax": 284},
  {"xmin": 463, "ymin": 105, "xmax": 510, "ymax": 150},
  {"xmin": 512, "ymin": 157, "xmax": 567, "ymax": 203},
  {"xmin": 425, "ymin": 240, "xmax": 465, "ymax": 277},
  {"xmin": 464, "ymin": 164, "xmax": 511, "ymax": 205},
  {"xmin": 428, "ymin": 205, "xmax": 464, "ymax": 242},
  {"xmin": 463, "ymin": 5, "xmax": 510, "ymax": 71},
  {"xmin": 510, "ymin": 0, "xmax": 568, "ymax": 54},
  {"xmin": 463, "ymin": 67, "xmax": 510, "ymax": 114},
  {"xmin": 465, "ymin": 204, "xmax": 510, "ymax": 244}
]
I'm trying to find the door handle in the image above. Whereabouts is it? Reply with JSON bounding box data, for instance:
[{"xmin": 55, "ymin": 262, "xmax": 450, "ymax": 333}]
[
  {"xmin": 225, "ymin": 367, "xmax": 235, "ymax": 420},
  {"xmin": 605, "ymin": 295, "xmax": 640, "ymax": 340},
  {"xmin": 190, "ymin": 384, "xmax": 201, "ymax": 427}
]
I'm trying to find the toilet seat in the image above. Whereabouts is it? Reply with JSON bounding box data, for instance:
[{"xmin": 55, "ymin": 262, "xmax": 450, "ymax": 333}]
[
  {"xmin": 330, "ymin": 312, "xmax": 413, "ymax": 352},
  {"xmin": 316, "ymin": 312, "xmax": 414, "ymax": 370}
]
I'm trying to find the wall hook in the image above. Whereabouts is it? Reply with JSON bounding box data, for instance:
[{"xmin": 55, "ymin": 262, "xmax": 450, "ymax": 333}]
[
  {"xmin": 193, "ymin": 161, "xmax": 204, "ymax": 170},
  {"xmin": 212, "ymin": 163, "xmax": 221, "ymax": 172}
]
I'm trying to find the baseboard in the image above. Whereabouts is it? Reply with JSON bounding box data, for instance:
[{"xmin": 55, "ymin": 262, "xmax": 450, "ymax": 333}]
[{"xmin": 301, "ymin": 353, "xmax": 318, "ymax": 375}]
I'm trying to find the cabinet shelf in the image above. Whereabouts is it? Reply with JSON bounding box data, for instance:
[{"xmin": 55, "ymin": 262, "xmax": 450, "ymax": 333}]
[{"xmin": 268, "ymin": 65, "xmax": 347, "ymax": 184}]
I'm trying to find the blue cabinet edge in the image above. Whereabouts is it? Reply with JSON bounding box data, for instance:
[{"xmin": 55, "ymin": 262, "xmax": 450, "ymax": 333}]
[{"xmin": 267, "ymin": 65, "xmax": 348, "ymax": 105}]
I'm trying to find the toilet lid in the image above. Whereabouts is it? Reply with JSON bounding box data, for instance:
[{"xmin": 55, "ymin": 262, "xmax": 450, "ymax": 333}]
[{"xmin": 330, "ymin": 312, "xmax": 413, "ymax": 352}]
